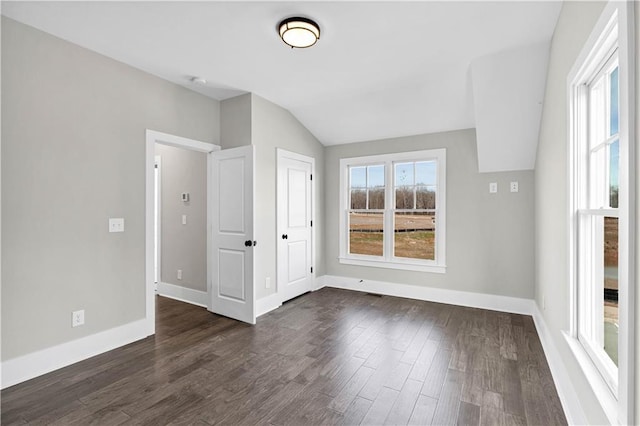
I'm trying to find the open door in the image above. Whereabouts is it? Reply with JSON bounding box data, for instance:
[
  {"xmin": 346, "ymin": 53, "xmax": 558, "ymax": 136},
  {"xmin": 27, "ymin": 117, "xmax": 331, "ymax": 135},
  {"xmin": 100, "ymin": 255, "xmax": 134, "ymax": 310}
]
[{"xmin": 210, "ymin": 145, "xmax": 255, "ymax": 324}]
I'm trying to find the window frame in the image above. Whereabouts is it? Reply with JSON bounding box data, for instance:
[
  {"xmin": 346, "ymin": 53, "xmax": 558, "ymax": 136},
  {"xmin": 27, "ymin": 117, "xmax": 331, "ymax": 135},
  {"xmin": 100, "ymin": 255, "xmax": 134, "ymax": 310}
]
[
  {"xmin": 339, "ymin": 149, "xmax": 446, "ymax": 273},
  {"xmin": 567, "ymin": 2, "xmax": 635, "ymax": 424}
]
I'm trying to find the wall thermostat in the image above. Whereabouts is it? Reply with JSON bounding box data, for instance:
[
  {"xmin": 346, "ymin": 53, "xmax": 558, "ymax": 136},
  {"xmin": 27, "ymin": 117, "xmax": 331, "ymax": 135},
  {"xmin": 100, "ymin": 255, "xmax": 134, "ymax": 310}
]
[{"xmin": 181, "ymin": 192, "xmax": 190, "ymax": 202}]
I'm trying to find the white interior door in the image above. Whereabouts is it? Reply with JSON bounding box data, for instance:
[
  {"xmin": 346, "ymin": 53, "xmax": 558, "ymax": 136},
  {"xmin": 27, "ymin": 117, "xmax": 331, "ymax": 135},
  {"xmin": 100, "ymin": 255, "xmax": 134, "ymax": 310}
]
[
  {"xmin": 277, "ymin": 149, "xmax": 313, "ymax": 303},
  {"xmin": 211, "ymin": 145, "xmax": 255, "ymax": 324}
]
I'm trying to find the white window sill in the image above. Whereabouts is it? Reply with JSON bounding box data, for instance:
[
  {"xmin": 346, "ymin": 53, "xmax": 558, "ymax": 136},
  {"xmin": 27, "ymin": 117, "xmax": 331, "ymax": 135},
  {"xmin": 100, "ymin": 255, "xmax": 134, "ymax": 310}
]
[
  {"xmin": 562, "ymin": 331, "xmax": 619, "ymax": 425},
  {"xmin": 338, "ymin": 257, "xmax": 446, "ymax": 274}
]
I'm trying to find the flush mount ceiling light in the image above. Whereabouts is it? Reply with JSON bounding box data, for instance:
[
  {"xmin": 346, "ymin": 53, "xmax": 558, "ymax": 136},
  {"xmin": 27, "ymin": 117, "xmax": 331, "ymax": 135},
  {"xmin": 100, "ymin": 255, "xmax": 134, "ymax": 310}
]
[{"xmin": 278, "ymin": 17, "xmax": 320, "ymax": 49}]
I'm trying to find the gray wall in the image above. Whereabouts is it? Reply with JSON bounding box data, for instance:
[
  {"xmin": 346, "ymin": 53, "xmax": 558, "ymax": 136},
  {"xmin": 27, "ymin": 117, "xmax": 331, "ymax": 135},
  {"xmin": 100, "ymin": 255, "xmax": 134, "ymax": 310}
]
[
  {"xmin": 220, "ymin": 93, "xmax": 251, "ymax": 149},
  {"xmin": 534, "ymin": 2, "xmax": 624, "ymax": 424},
  {"xmin": 156, "ymin": 144, "xmax": 207, "ymax": 292},
  {"xmin": 251, "ymin": 94, "xmax": 325, "ymax": 300},
  {"xmin": 325, "ymin": 129, "xmax": 535, "ymax": 299},
  {"xmin": 636, "ymin": 3, "xmax": 640, "ymax": 418},
  {"xmin": 220, "ymin": 93, "xmax": 325, "ymax": 300},
  {"xmin": 1, "ymin": 17, "xmax": 220, "ymax": 360}
]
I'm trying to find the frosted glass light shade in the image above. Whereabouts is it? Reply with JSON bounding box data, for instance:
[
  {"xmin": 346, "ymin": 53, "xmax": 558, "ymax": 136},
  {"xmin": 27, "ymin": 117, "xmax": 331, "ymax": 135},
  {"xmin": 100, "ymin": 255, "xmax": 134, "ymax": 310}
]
[{"xmin": 278, "ymin": 17, "xmax": 320, "ymax": 48}]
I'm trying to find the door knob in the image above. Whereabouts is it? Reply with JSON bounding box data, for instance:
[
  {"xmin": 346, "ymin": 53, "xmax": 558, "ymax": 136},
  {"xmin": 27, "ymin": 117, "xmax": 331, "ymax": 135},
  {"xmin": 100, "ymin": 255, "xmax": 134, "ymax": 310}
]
[
  {"xmin": 244, "ymin": 240, "xmax": 252, "ymax": 247},
  {"xmin": 282, "ymin": 234, "xmax": 288, "ymax": 239}
]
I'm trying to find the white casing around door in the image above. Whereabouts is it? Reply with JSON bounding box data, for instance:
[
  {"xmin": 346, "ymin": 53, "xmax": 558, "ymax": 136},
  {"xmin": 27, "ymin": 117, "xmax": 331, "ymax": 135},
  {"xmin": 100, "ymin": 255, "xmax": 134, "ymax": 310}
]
[
  {"xmin": 211, "ymin": 145, "xmax": 255, "ymax": 324},
  {"xmin": 277, "ymin": 149, "xmax": 313, "ymax": 303}
]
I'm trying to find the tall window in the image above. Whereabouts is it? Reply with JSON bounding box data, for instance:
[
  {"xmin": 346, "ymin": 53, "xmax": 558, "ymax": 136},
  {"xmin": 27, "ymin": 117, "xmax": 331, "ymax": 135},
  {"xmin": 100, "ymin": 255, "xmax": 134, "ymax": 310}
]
[
  {"xmin": 577, "ymin": 50, "xmax": 620, "ymax": 389},
  {"xmin": 568, "ymin": 3, "xmax": 634, "ymax": 423},
  {"xmin": 340, "ymin": 149, "xmax": 446, "ymax": 273}
]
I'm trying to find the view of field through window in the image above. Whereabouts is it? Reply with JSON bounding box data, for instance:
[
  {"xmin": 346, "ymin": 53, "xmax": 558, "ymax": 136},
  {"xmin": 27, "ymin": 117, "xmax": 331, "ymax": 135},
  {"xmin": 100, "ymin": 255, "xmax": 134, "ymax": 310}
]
[
  {"xmin": 602, "ymin": 65, "xmax": 619, "ymax": 365},
  {"xmin": 348, "ymin": 161, "xmax": 437, "ymax": 261}
]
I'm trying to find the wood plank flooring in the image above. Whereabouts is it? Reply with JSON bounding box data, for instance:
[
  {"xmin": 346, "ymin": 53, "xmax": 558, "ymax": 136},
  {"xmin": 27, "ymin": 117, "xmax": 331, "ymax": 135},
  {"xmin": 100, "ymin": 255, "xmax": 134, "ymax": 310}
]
[{"xmin": 1, "ymin": 288, "xmax": 567, "ymax": 425}]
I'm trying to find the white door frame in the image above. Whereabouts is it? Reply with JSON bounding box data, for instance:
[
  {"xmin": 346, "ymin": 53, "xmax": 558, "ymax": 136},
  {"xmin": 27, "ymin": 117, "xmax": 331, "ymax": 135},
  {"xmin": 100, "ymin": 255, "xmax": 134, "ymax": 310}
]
[
  {"xmin": 276, "ymin": 148, "xmax": 315, "ymax": 303},
  {"xmin": 145, "ymin": 129, "xmax": 220, "ymax": 335},
  {"xmin": 154, "ymin": 155, "xmax": 162, "ymax": 289}
]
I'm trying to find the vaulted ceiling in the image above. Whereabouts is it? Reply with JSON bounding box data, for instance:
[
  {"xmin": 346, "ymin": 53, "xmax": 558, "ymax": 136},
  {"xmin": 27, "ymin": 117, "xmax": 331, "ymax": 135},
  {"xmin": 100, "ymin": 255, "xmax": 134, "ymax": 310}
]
[{"xmin": 2, "ymin": 1, "xmax": 562, "ymax": 171}]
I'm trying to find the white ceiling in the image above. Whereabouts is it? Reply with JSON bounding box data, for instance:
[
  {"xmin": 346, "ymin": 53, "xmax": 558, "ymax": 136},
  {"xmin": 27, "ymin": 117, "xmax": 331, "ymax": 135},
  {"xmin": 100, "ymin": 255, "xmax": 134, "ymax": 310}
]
[{"xmin": 2, "ymin": 1, "xmax": 561, "ymax": 159}]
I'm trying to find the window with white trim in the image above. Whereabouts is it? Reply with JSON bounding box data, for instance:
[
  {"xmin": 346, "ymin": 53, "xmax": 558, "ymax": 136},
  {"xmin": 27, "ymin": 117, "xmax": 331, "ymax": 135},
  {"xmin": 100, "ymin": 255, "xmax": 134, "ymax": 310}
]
[
  {"xmin": 339, "ymin": 149, "xmax": 446, "ymax": 273},
  {"xmin": 577, "ymin": 44, "xmax": 620, "ymax": 392},
  {"xmin": 568, "ymin": 3, "xmax": 634, "ymax": 423}
]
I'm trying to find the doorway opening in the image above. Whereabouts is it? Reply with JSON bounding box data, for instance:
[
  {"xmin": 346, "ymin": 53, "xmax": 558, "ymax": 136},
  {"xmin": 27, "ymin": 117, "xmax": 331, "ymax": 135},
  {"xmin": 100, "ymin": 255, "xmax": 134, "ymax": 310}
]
[
  {"xmin": 154, "ymin": 144, "xmax": 209, "ymax": 307},
  {"xmin": 145, "ymin": 130, "xmax": 219, "ymax": 335}
]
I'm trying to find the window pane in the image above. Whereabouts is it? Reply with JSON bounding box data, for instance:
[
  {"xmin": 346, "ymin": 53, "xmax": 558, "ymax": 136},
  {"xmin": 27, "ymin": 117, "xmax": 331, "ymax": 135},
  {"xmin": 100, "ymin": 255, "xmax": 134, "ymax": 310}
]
[
  {"xmin": 350, "ymin": 167, "xmax": 366, "ymax": 189},
  {"xmin": 349, "ymin": 212, "xmax": 383, "ymax": 256},
  {"xmin": 395, "ymin": 187, "xmax": 414, "ymax": 209},
  {"xmin": 350, "ymin": 189, "xmax": 366, "ymax": 209},
  {"xmin": 610, "ymin": 67, "xmax": 619, "ymax": 136},
  {"xmin": 416, "ymin": 186, "xmax": 436, "ymax": 209},
  {"xmin": 590, "ymin": 147, "xmax": 607, "ymax": 208},
  {"xmin": 609, "ymin": 139, "xmax": 619, "ymax": 208},
  {"xmin": 369, "ymin": 188, "xmax": 385, "ymax": 209},
  {"xmin": 590, "ymin": 77, "xmax": 606, "ymax": 147},
  {"xmin": 368, "ymin": 165, "xmax": 385, "ymax": 188},
  {"xmin": 416, "ymin": 161, "xmax": 436, "ymax": 186},
  {"xmin": 393, "ymin": 212, "xmax": 435, "ymax": 260},
  {"xmin": 395, "ymin": 162, "xmax": 414, "ymax": 186},
  {"xmin": 604, "ymin": 216, "xmax": 618, "ymax": 366}
]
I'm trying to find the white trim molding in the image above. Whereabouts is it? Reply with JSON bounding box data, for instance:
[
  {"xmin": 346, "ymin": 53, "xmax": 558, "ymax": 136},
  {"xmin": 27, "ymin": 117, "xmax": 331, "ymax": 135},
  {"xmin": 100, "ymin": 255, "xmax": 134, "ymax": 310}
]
[
  {"xmin": 531, "ymin": 308, "xmax": 589, "ymax": 426},
  {"xmin": 321, "ymin": 275, "xmax": 534, "ymax": 315},
  {"xmin": 338, "ymin": 149, "xmax": 447, "ymax": 273},
  {"xmin": 566, "ymin": 1, "xmax": 636, "ymax": 423},
  {"xmin": 256, "ymin": 292, "xmax": 284, "ymax": 318},
  {"xmin": 157, "ymin": 282, "xmax": 208, "ymax": 308},
  {"xmin": 1, "ymin": 319, "xmax": 149, "ymax": 390}
]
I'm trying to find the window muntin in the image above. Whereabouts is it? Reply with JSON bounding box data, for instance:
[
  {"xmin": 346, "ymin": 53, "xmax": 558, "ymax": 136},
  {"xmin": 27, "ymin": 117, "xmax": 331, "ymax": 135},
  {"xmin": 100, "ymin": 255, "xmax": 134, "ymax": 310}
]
[{"xmin": 339, "ymin": 149, "xmax": 446, "ymax": 272}]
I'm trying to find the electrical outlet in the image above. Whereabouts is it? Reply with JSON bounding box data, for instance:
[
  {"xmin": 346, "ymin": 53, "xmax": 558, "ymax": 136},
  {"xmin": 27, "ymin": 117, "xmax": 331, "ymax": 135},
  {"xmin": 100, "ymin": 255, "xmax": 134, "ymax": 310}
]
[
  {"xmin": 265, "ymin": 277, "xmax": 271, "ymax": 289},
  {"xmin": 108, "ymin": 218, "xmax": 124, "ymax": 233},
  {"xmin": 489, "ymin": 182, "xmax": 498, "ymax": 193},
  {"xmin": 72, "ymin": 310, "xmax": 85, "ymax": 327},
  {"xmin": 510, "ymin": 181, "xmax": 519, "ymax": 193},
  {"xmin": 177, "ymin": 269, "xmax": 182, "ymax": 280}
]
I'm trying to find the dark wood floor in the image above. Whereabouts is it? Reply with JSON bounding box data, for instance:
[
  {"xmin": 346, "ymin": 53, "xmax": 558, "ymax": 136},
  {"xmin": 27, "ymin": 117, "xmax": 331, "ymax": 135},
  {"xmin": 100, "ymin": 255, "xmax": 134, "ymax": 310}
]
[{"xmin": 1, "ymin": 288, "xmax": 567, "ymax": 425}]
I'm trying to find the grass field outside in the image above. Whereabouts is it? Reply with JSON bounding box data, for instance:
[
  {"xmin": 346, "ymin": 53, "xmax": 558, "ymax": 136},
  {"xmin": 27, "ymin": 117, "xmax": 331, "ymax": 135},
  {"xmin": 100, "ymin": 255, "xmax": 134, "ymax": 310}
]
[{"xmin": 348, "ymin": 213, "xmax": 435, "ymax": 260}]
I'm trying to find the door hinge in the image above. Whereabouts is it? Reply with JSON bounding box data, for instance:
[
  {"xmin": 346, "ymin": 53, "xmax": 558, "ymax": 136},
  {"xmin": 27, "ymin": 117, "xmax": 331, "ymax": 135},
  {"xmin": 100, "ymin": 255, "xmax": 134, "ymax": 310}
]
[
  {"xmin": 311, "ymin": 267, "xmax": 313, "ymax": 273},
  {"xmin": 154, "ymin": 164, "xmax": 158, "ymax": 169},
  {"xmin": 310, "ymin": 174, "xmax": 313, "ymax": 181},
  {"xmin": 310, "ymin": 220, "xmax": 313, "ymax": 227}
]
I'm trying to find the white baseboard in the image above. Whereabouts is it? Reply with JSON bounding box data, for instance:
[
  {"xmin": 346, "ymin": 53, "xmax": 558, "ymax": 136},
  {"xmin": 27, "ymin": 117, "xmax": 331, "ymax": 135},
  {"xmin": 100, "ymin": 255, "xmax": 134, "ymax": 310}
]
[
  {"xmin": 1, "ymin": 318, "xmax": 150, "ymax": 390},
  {"xmin": 157, "ymin": 281, "xmax": 207, "ymax": 308},
  {"xmin": 256, "ymin": 292, "xmax": 283, "ymax": 317},
  {"xmin": 313, "ymin": 275, "xmax": 327, "ymax": 291},
  {"xmin": 531, "ymin": 306, "xmax": 589, "ymax": 426},
  {"xmin": 321, "ymin": 275, "xmax": 535, "ymax": 315}
]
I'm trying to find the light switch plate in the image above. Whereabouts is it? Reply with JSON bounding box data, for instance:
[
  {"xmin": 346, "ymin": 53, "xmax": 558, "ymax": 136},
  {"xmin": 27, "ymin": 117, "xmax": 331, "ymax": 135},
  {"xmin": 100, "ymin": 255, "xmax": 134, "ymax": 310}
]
[
  {"xmin": 109, "ymin": 218, "xmax": 124, "ymax": 233},
  {"xmin": 489, "ymin": 182, "xmax": 498, "ymax": 193}
]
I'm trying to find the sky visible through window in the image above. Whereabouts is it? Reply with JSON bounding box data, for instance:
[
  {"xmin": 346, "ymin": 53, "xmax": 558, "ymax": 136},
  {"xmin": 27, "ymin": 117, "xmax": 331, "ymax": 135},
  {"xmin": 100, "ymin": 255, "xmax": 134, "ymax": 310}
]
[
  {"xmin": 610, "ymin": 67, "xmax": 619, "ymax": 196},
  {"xmin": 350, "ymin": 161, "xmax": 437, "ymax": 189}
]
